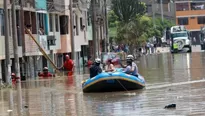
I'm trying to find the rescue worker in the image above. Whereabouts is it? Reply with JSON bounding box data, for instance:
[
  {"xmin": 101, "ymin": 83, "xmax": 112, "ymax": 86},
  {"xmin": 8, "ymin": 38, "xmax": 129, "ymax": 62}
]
[
  {"xmin": 90, "ymin": 58, "xmax": 102, "ymax": 78},
  {"xmin": 38, "ymin": 67, "xmax": 53, "ymax": 79},
  {"xmin": 105, "ymin": 58, "xmax": 115, "ymax": 72},
  {"xmin": 87, "ymin": 57, "xmax": 93, "ymax": 68},
  {"xmin": 59, "ymin": 55, "xmax": 74, "ymax": 76},
  {"xmin": 120, "ymin": 55, "xmax": 138, "ymax": 76},
  {"xmin": 11, "ymin": 73, "xmax": 18, "ymax": 85}
]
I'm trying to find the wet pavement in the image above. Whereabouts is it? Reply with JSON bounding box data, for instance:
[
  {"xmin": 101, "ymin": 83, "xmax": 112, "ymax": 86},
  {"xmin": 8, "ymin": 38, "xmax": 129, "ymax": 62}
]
[{"xmin": 1, "ymin": 52, "xmax": 205, "ymax": 115}]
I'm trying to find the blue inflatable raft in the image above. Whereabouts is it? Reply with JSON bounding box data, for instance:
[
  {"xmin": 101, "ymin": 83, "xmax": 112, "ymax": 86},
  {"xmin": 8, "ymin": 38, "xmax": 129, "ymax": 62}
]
[{"xmin": 82, "ymin": 68, "xmax": 145, "ymax": 93}]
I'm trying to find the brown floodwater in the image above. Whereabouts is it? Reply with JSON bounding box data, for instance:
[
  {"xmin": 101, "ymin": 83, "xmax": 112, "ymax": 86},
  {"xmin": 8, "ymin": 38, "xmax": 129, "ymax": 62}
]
[{"xmin": 1, "ymin": 52, "xmax": 205, "ymax": 116}]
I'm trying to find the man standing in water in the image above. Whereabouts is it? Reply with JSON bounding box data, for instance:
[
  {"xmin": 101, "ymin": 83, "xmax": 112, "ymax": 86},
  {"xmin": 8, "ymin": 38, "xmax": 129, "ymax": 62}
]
[{"xmin": 59, "ymin": 55, "xmax": 74, "ymax": 76}]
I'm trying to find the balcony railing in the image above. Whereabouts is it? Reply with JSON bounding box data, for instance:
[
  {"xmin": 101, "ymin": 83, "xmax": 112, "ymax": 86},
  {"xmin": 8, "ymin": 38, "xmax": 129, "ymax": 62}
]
[{"xmin": 11, "ymin": 0, "xmax": 35, "ymax": 8}]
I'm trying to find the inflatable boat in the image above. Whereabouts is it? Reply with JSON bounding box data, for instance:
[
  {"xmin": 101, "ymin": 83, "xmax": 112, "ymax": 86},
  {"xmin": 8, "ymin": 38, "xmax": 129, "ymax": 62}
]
[{"xmin": 82, "ymin": 69, "xmax": 145, "ymax": 93}]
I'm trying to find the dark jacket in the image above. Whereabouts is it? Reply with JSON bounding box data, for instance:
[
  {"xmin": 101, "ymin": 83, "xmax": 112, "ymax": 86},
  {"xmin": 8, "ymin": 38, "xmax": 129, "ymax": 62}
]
[{"xmin": 90, "ymin": 64, "xmax": 102, "ymax": 78}]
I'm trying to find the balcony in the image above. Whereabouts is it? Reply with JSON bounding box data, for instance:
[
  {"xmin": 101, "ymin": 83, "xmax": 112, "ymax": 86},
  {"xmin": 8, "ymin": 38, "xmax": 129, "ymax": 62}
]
[
  {"xmin": 176, "ymin": 2, "xmax": 205, "ymax": 17},
  {"xmin": 47, "ymin": 0, "xmax": 63, "ymax": 13}
]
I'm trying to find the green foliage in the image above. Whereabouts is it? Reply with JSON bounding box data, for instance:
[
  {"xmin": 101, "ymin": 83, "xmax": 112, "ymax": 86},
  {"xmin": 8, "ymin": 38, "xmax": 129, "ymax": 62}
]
[
  {"xmin": 109, "ymin": 0, "xmax": 175, "ymax": 47},
  {"xmin": 108, "ymin": 10, "xmax": 118, "ymax": 28},
  {"xmin": 152, "ymin": 18, "xmax": 174, "ymax": 38},
  {"xmin": 111, "ymin": 0, "xmax": 146, "ymax": 23}
]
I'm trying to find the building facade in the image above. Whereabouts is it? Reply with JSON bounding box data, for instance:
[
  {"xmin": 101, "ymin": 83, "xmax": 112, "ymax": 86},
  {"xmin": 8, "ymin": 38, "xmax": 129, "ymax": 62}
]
[
  {"xmin": 0, "ymin": 0, "xmax": 90, "ymax": 81},
  {"xmin": 175, "ymin": 0, "xmax": 205, "ymax": 44}
]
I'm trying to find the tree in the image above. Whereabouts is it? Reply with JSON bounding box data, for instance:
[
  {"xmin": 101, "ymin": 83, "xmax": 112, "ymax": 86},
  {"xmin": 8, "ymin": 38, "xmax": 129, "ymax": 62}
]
[
  {"xmin": 108, "ymin": 10, "xmax": 118, "ymax": 38},
  {"xmin": 153, "ymin": 18, "xmax": 174, "ymax": 38},
  {"xmin": 115, "ymin": 15, "xmax": 153, "ymax": 53},
  {"xmin": 115, "ymin": 16, "xmax": 174, "ymax": 53},
  {"xmin": 111, "ymin": 0, "xmax": 146, "ymax": 23}
]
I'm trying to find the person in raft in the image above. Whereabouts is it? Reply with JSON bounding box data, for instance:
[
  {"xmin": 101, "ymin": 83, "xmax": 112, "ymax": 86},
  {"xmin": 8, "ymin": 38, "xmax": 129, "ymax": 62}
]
[
  {"xmin": 38, "ymin": 67, "xmax": 54, "ymax": 79},
  {"xmin": 90, "ymin": 58, "xmax": 102, "ymax": 78},
  {"xmin": 59, "ymin": 55, "xmax": 74, "ymax": 76},
  {"xmin": 105, "ymin": 58, "xmax": 115, "ymax": 72},
  {"xmin": 120, "ymin": 55, "xmax": 138, "ymax": 77}
]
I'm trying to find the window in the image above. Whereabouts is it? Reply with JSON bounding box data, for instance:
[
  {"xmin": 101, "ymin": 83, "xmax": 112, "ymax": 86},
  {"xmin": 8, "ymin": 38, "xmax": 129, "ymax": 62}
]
[
  {"xmin": 80, "ymin": 17, "xmax": 84, "ymax": 30},
  {"xmin": 60, "ymin": 15, "xmax": 69, "ymax": 34},
  {"xmin": 49, "ymin": 14, "xmax": 53, "ymax": 32},
  {"xmin": 75, "ymin": 15, "xmax": 79, "ymax": 35},
  {"xmin": 177, "ymin": 18, "xmax": 189, "ymax": 25},
  {"xmin": 191, "ymin": 2, "xmax": 205, "ymax": 10},
  {"xmin": 176, "ymin": 3, "xmax": 189, "ymax": 11},
  {"xmin": 197, "ymin": 16, "xmax": 205, "ymax": 24},
  {"xmin": 37, "ymin": 13, "xmax": 45, "ymax": 35},
  {"xmin": 0, "ymin": 9, "xmax": 4, "ymax": 36},
  {"xmin": 172, "ymin": 32, "xmax": 188, "ymax": 38},
  {"xmin": 87, "ymin": 12, "xmax": 91, "ymax": 26},
  {"xmin": 16, "ymin": 10, "xmax": 22, "ymax": 46},
  {"xmin": 31, "ymin": 12, "xmax": 37, "ymax": 34},
  {"xmin": 55, "ymin": 14, "xmax": 59, "ymax": 32}
]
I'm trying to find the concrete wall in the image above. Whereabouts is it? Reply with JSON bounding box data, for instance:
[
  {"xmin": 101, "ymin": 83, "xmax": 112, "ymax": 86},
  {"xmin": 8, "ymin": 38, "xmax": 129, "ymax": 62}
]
[
  {"xmin": 87, "ymin": 25, "xmax": 93, "ymax": 41},
  {"xmin": 74, "ymin": 11, "xmax": 88, "ymax": 52},
  {"xmin": 0, "ymin": 36, "xmax": 22, "ymax": 60},
  {"xmin": 57, "ymin": 35, "xmax": 72, "ymax": 53},
  {"xmin": 24, "ymin": 34, "xmax": 40, "ymax": 56}
]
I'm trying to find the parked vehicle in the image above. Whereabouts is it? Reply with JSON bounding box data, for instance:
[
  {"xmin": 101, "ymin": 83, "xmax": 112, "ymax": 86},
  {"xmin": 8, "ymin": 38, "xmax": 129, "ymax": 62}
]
[{"xmin": 170, "ymin": 26, "xmax": 192, "ymax": 53}]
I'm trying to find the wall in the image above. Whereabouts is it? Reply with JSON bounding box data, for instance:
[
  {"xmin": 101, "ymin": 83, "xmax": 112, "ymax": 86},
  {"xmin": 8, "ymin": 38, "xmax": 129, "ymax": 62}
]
[
  {"xmin": 176, "ymin": 17, "xmax": 204, "ymax": 31},
  {"xmin": 0, "ymin": 60, "xmax": 2, "ymax": 81},
  {"xmin": 57, "ymin": 35, "xmax": 71, "ymax": 53},
  {"xmin": 175, "ymin": 2, "xmax": 205, "ymax": 31},
  {"xmin": 24, "ymin": 34, "xmax": 40, "ymax": 56},
  {"xmin": 87, "ymin": 25, "xmax": 93, "ymax": 41},
  {"xmin": 74, "ymin": 11, "xmax": 88, "ymax": 52},
  {"xmin": 0, "ymin": 36, "xmax": 20, "ymax": 59}
]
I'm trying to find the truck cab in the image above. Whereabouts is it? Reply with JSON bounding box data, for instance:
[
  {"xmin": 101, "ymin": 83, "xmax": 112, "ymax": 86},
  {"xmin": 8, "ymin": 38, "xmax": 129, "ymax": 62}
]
[{"xmin": 170, "ymin": 25, "xmax": 192, "ymax": 53}]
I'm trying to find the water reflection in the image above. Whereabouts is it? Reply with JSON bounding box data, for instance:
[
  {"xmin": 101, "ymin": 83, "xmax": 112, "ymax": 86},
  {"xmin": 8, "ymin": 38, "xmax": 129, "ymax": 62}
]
[{"xmin": 1, "ymin": 53, "xmax": 205, "ymax": 115}]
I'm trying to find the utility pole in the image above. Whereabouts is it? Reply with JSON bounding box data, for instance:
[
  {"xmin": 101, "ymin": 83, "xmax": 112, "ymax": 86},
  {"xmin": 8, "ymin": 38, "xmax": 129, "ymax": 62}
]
[
  {"xmin": 19, "ymin": 0, "xmax": 25, "ymax": 77},
  {"xmin": 91, "ymin": 0, "xmax": 97, "ymax": 59},
  {"xmin": 11, "ymin": 0, "xmax": 22, "ymax": 115},
  {"xmin": 4, "ymin": 0, "xmax": 11, "ymax": 84},
  {"xmin": 160, "ymin": 0, "xmax": 164, "ymax": 22},
  {"xmin": 152, "ymin": 0, "xmax": 156, "ymax": 28},
  {"xmin": 104, "ymin": 0, "xmax": 109, "ymax": 52},
  {"xmin": 70, "ymin": 0, "xmax": 75, "ymax": 60},
  {"xmin": 103, "ymin": 0, "xmax": 106, "ymax": 53}
]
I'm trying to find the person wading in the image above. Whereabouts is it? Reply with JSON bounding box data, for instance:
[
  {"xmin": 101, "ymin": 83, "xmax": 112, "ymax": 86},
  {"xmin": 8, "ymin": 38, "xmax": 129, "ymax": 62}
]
[
  {"xmin": 38, "ymin": 67, "xmax": 54, "ymax": 79},
  {"xmin": 59, "ymin": 55, "xmax": 74, "ymax": 76}
]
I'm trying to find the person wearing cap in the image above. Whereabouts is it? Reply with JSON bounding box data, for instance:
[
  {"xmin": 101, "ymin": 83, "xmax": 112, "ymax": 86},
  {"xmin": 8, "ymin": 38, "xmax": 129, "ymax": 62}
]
[
  {"xmin": 120, "ymin": 55, "xmax": 138, "ymax": 76},
  {"xmin": 105, "ymin": 58, "xmax": 115, "ymax": 72},
  {"xmin": 38, "ymin": 67, "xmax": 53, "ymax": 79},
  {"xmin": 59, "ymin": 55, "xmax": 74, "ymax": 76},
  {"xmin": 89, "ymin": 58, "xmax": 102, "ymax": 78},
  {"xmin": 11, "ymin": 73, "xmax": 18, "ymax": 85}
]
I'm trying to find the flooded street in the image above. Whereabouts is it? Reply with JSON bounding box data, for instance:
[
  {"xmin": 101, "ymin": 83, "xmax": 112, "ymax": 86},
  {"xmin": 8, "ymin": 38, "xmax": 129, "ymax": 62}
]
[{"xmin": 1, "ymin": 53, "xmax": 205, "ymax": 116}]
